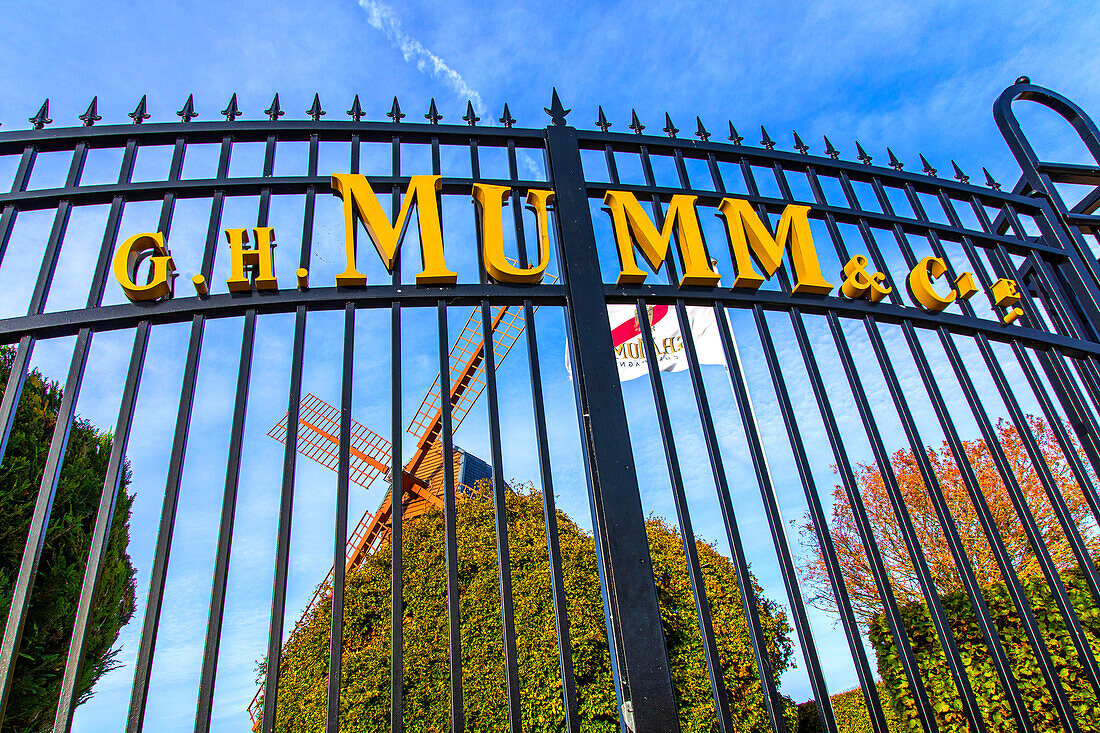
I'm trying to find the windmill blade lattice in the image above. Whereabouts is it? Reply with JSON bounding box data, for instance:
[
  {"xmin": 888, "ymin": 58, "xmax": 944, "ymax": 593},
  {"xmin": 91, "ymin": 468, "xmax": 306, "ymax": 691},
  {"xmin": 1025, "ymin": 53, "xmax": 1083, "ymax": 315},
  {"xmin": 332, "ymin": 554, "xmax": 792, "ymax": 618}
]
[
  {"xmin": 268, "ymin": 392, "xmax": 392, "ymax": 491},
  {"xmin": 407, "ymin": 303, "xmax": 526, "ymax": 445}
]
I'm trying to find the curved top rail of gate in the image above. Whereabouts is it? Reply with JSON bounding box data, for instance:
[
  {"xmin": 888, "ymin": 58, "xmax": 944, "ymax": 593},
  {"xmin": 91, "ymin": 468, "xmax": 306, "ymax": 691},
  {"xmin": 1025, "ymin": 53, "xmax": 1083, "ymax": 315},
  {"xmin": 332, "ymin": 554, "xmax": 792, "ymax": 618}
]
[{"xmin": 0, "ymin": 88, "xmax": 1098, "ymax": 359}]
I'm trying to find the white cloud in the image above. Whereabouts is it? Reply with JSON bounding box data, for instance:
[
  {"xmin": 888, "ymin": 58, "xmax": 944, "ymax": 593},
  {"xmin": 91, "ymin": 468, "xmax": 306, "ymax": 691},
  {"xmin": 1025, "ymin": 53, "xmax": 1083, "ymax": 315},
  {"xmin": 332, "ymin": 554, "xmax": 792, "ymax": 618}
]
[{"xmin": 354, "ymin": 0, "xmax": 484, "ymax": 113}]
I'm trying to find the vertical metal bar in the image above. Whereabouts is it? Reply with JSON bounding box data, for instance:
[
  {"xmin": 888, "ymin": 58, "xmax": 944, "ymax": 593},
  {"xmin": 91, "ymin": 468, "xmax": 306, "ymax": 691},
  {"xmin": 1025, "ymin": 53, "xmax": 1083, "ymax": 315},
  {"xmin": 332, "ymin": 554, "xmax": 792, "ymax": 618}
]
[
  {"xmin": 480, "ymin": 298, "xmax": 523, "ymax": 733},
  {"xmin": 736, "ymin": 161, "xmax": 937, "ymax": 729},
  {"xmin": 0, "ymin": 136, "xmax": 136, "ymax": 722},
  {"xmin": 917, "ymin": 193, "xmax": 1100, "ymax": 647},
  {"xmin": 634, "ymin": 301, "xmax": 735, "ymax": 733},
  {"xmin": 508, "ymin": 138, "xmax": 580, "ymax": 730},
  {"xmin": 522, "ymin": 300, "xmax": 580, "ymax": 732},
  {"xmin": 0, "ymin": 145, "xmax": 38, "ymax": 268},
  {"xmin": 1008, "ymin": 340, "xmax": 1100, "ymax": 594},
  {"xmin": 825, "ymin": 169, "xmax": 1045, "ymax": 731},
  {"xmin": 751, "ymin": 306, "xmax": 888, "ymax": 733},
  {"xmin": 908, "ymin": 320, "xmax": 1084, "ymax": 731},
  {"xmin": 938, "ymin": 327, "xmax": 1100, "ymax": 696},
  {"xmin": 437, "ymin": 300, "xmax": 463, "ymax": 732},
  {"xmin": 864, "ymin": 317, "xmax": 1037, "ymax": 733},
  {"xmin": 53, "ymin": 320, "xmax": 151, "ymax": 732},
  {"xmin": 259, "ymin": 305, "xmax": 307, "ymax": 733},
  {"xmin": 636, "ymin": 145, "xmax": 680, "ymax": 284},
  {"xmin": 0, "ymin": 139, "xmax": 98, "ymax": 487},
  {"xmin": 0, "ymin": 329, "xmax": 89, "ymax": 725},
  {"xmin": 55, "ymin": 135, "xmax": 185, "ymax": 733},
  {"xmin": 785, "ymin": 308, "xmax": 940, "ymax": 733},
  {"xmin": 682, "ymin": 299, "xmax": 834, "ymax": 733},
  {"xmin": 128, "ymin": 134, "xmax": 230, "ymax": 732},
  {"xmin": 389, "ymin": 132, "xmax": 404, "ymax": 733},
  {"xmin": 325, "ymin": 302, "xmax": 354, "ymax": 733},
  {"xmin": 193, "ymin": 309, "xmax": 256, "ymax": 733},
  {"xmin": 28, "ymin": 145, "xmax": 86, "ymax": 315},
  {"xmin": 0, "ymin": 335, "xmax": 34, "ymax": 471},
  {"xmin": 827, "ymin": 311, "xmax": 988, "ymax": 733},
  {"xmin": 544, "ymin": 123, "xmax": 680, "ymax": 733},
  {"xmin": 261, "ymin": 127, "xmax": 315, "ymax": 733}
]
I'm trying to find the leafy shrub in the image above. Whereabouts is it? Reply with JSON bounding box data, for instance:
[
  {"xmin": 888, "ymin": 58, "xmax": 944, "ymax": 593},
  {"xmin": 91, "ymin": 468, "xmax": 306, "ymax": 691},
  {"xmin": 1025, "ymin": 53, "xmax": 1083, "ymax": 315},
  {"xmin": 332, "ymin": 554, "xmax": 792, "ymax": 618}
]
[
  {"xmin": 268, "ymin": 482, "xmax": 797, "ymax": 732},
  {"xmin": 0, "ymin": 346, "xmax": 137, "ymax": 731},
  {"xmin": 869, "ymin": 562, "xmax": 1100, "ymax": 731}
]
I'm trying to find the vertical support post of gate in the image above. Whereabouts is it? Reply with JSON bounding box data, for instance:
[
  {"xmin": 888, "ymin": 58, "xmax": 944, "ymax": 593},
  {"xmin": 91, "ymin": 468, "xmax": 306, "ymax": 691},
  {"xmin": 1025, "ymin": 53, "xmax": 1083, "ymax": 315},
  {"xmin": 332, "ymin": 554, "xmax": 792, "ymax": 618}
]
[{"xmin": 544, "ymin": 122, "xmax": 681, "ymax": 733}]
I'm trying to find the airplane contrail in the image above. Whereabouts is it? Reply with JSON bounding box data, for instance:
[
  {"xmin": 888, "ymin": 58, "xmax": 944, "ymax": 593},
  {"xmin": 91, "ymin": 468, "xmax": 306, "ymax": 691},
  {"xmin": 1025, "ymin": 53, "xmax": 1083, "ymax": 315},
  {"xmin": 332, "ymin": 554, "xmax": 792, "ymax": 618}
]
[{"xmin": 355, "ymin": 0, "xmax": 485, "ymax": 114}]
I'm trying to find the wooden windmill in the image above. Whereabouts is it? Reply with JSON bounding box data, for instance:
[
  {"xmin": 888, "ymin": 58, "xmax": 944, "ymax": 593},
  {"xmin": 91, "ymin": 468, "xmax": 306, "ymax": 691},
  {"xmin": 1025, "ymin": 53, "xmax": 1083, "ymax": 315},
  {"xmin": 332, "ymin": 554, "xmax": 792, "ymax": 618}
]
[{"xmin": 248, "ymin": 299, "xmax": 535, "ymax": 726}]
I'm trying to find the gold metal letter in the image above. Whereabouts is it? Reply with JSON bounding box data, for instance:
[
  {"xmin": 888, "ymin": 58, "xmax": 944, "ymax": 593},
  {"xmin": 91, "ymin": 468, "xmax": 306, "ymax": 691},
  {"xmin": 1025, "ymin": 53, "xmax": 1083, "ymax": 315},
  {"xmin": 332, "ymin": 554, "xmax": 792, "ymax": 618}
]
[
  {"xmin": 112, "ymin": 232, "xmax": 175, "ymax": 302},
  {"xmin": 716, "ymin": 198, "xmax": 833, "ymax": 295},
  {"xmin": 474, "ymin": 184, "xmax": 553, "ymax": 284},
  {"xmin": 330, "ymin": 173, "xmax": 456, "ymax": 286},
  {"xmin": 225, "ymin": 227, "xmax": 278, "ymax": 292},
  {"xmin": 991, "ymin": 278, "xmax": 1021, "ymax": 307},
  {"xmin": 840, "ymin": 254, "xmax": 892, "ymax": 302},
  {"xmin": 603, "ymin": 190, "xmax": 721, "ymax": 287},
  {"xmin": 907, "ymin": 256, "xmax": 956, "ymax": 311}
]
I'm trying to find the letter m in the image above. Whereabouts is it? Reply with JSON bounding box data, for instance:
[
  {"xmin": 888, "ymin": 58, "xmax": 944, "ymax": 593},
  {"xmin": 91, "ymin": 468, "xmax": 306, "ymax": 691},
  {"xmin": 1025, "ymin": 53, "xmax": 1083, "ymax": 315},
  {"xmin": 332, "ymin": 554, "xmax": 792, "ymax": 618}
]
[
  {"xmin": 603, "ymin": 191, "xmax": 720, "ymax": 287},
  {"xmin": 717, "ymin": 198, "xmax": 833, "ymax": 295},
  {"xmin": 330, "ymin": 173, "xmax": 456, "ymax": 286}
]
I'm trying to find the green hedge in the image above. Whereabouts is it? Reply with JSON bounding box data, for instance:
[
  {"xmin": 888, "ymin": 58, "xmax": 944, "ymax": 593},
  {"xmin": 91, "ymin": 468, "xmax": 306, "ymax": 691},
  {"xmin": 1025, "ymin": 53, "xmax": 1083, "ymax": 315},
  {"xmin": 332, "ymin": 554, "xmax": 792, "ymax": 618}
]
[
  {"xmin": 267, "ymin": 485, "xmax": 798, "ymax": 732},
  {"xmin": 868, "ymin": 562, "xmax": 1100, "ymax": 731},
  {"xmin": 797, "ymin": 685, "xmax": 902, "ymax": 733}
]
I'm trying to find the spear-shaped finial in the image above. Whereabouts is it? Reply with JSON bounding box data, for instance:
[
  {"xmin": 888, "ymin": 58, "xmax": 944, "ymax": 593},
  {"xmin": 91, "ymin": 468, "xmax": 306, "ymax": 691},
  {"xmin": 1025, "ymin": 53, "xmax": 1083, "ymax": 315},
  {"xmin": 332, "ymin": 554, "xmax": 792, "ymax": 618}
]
[
  {"xmin": 856, "ymin": 141, "xmax": 873, "ymax": 164},
  {"xmin": 499, "ymin": 103, "xmax": 515, "ymax": 128},
  {"xmin": 952, "ymin": 161, "xmax": 969, "ymax": 183},
  {"xmin": 347, "ymin": 95, "xmax": 364, "ymax": 122},
  {"xmin": 265, "ymin": 93, "xmax": 285, "ymax": 121},
  {"xmin": 887, "ymin": 148, "xmax": 903, "ymax": 170},
  {"xmin": 629, "ymin": 109, "xmax": 645, "ymax": 134},
  {"xmin": 920, "ymin": 154, "xmax": 937, "ymax": 176},
  {"xmin": 306, "ymin": 94, "xmax": 325, "ymax": 121},
  {"xmin": 983, "ymin": 167, "xmax": 1000, "ymax": 190},
  {"xmin": 545, "ymin": 88, "xmax": 570, "ymax": 126},
  {"xmin": 129, "ymin": 95, "xmax": 150, "ymax": 124},
  {"xmin": 463, "ymin": 100, "xmax": 480, "ymax": 126},
  {"xmin": 728, "ymin": 122, "xmax": 743, "ymax": 145},
  {"xmin": 823, "ymin": 135, "xmax": 840, "ymax": 159},
  {"xmin": 695, "ymin": 117, "xmax": 710, "ymax": 142},
  {"xmin": 177, "ymin": 94, "xmax": 198, "ymax": 122},
  {"xmin": 30, "ymin": 99, "xmax": 52, "ymax": 129},
  {"xmin": 79, "ymin": 97, "xmax": 101, "ymax": 127},
  {"xmin": 387, "ymin": 96, "xmax": 405, "ymax": 122},
  {"xmin": 424, "ymin": 98, "xmax": 442, "ymax": 124},
  {"xmin": 662, "ymin": 113, "xmax": 678, "ymax": 138},
  {"xmin": 221, "ymin": 93, "xmax": 242, "ymax": 122},
  {"xmin": 595, "ymin": 106, "xmax": 611, "ymax": 132},
  {"xmin": 760, "ymin": 126, "xmax": 775, "ymax": 150},
  {"xmin": 793, "ymin": 130, "xmax": 808, "ymax": 154}
]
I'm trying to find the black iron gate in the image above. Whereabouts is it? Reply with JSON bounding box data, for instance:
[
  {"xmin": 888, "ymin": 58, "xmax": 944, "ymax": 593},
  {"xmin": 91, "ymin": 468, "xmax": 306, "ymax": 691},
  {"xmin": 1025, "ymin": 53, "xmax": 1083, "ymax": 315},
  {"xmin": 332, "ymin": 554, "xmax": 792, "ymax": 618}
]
[{"xmin": 0, "ymin": 80, "xmax": 1099, "ymax": 733}]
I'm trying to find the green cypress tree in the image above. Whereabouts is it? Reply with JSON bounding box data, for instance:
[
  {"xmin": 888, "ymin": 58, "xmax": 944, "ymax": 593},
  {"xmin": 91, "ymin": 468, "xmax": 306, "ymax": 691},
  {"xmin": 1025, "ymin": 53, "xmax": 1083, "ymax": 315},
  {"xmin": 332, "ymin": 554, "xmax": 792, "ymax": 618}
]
[
  {"xmin": 0, "ymin": 346, "xmax": 137, "ymax": 732},
  {"xmin": 269, "ymin": 482, "xmax": 796, "ymax": 732}
]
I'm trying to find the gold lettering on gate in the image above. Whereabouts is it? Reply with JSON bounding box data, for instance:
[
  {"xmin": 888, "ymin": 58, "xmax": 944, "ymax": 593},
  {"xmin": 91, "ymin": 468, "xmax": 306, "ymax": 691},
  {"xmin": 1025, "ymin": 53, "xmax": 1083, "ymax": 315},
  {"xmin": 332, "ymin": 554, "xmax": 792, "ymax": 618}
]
[
  {"xmin": 603, "ymin": 190, "xmax": 721, "ymax": 287},
  {"xmin": 329, "ymin": 173, "xmax": 456, "ymax": 286},
  {"xmin": 715, "ymin": 198, "xmax": 834, "ymax": 295}
]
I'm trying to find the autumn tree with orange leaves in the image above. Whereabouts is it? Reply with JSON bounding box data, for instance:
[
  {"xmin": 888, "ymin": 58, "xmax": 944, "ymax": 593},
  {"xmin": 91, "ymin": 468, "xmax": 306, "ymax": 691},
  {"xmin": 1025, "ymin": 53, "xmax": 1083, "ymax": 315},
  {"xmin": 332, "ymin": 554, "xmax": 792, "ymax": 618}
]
[{"xmin": 801, "ymin": 416, "xmax": 1100, "ymax": 625}]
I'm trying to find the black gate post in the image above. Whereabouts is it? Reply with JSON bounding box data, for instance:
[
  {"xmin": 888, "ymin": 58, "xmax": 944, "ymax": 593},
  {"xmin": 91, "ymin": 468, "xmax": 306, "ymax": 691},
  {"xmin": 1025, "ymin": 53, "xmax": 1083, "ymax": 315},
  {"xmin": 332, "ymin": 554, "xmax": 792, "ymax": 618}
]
[{"xmin": 544, "ymin": 119, "xmax": 681, "ymax": 733}]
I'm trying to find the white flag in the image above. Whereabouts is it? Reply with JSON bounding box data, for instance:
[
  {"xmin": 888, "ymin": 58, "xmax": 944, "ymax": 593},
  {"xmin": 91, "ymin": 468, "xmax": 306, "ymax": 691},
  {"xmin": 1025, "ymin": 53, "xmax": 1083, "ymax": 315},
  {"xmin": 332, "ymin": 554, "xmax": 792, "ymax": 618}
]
[{"xmin": 607, "ymin": 303, "xmax": 727, "ymax": 382}]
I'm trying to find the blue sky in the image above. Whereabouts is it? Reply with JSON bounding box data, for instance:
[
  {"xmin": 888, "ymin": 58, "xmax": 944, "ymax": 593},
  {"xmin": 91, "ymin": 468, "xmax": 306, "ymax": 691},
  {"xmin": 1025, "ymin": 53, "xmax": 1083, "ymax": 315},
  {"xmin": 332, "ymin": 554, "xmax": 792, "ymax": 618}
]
[{"xmin": 3, "ymin": 1, "xmax": 1100, "ymax": 730}]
